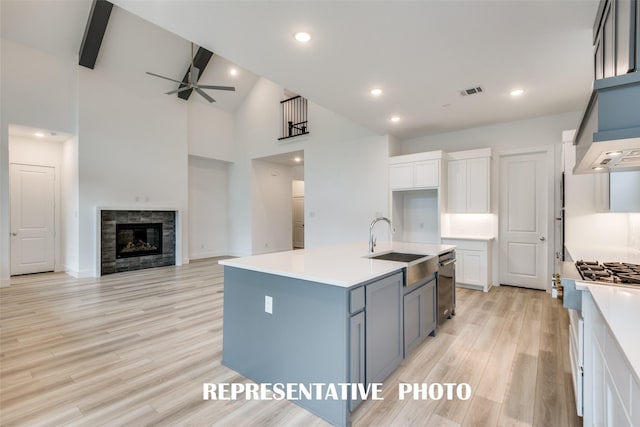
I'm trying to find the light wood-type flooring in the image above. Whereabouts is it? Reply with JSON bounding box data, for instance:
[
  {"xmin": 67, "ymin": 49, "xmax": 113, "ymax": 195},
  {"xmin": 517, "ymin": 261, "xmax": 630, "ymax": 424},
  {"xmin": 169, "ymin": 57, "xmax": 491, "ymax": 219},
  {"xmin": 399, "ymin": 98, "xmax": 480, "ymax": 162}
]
[{"xmin": 1, "ymin": 258, "xmax": 581, "ymax": 426}]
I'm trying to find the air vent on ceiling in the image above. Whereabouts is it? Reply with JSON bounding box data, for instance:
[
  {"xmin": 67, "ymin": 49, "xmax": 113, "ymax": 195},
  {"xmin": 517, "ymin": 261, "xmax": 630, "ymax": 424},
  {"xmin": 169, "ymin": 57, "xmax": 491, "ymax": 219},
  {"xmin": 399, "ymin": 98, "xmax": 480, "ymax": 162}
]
[{"xmin": 460, "ymin": 86, "xmax": 484, "ymax": 96}]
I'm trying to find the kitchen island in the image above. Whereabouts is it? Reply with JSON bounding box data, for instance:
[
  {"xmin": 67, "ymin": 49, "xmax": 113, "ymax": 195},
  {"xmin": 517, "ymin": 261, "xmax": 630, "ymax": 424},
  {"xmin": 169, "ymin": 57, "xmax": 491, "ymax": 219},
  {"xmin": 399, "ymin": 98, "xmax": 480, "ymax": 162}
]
[{"xmin": 219, "ymin": 241, "xmax": 454, "ymax": 427}]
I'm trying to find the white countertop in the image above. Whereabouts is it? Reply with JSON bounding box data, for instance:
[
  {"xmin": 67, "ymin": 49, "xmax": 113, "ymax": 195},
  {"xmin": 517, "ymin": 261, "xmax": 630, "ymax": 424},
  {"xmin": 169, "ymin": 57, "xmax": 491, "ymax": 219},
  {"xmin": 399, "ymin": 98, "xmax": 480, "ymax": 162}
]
[
  {"xmin": 441, "ymin": 236, "xmax": 495, "ymax": 241},
  {"xmin": 219, "ymin": 241, "xmax": 456, "ymax": 288},
  {"xmin": 565, "ymin": 245, "xmax": 640, "ymax": 264},
  {"xmin": 576, "ymin": 282, "xmax": 640, "ymax": 382}
]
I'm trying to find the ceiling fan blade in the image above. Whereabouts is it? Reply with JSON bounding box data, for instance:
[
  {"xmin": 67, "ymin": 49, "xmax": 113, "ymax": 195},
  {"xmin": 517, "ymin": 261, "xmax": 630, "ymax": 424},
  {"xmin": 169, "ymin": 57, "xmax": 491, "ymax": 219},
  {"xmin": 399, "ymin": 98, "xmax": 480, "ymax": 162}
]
[
  {"xmin": 146, "ymin": 71, "xmax": 184, "ymax": 84},
  {"xmin": 195, "ymin": 87, "xmax": 216, "ymax": 103},
  {"xmin": 197, "ymin": 84, "xmax": 236, "ymax": 91},
  {"xmin": 165, "ymin": 86, "xmax": 192, "ymax": 95}
]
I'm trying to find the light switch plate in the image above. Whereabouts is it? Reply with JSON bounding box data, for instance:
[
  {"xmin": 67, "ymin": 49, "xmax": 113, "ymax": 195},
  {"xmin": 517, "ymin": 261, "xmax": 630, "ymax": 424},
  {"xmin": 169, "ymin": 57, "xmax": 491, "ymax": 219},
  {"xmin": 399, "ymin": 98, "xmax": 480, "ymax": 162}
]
[{"xmin": 265, "ymin": 296, "xmax": 273, "ymax": 314}]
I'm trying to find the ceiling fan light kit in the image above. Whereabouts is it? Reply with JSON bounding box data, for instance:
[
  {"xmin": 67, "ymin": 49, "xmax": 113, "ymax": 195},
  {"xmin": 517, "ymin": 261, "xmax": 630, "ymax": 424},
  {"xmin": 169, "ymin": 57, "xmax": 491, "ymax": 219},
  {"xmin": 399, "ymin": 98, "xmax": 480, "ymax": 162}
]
[{"xmin": 146, "ymin": 42, "xmax": 235, "ymax": 103}]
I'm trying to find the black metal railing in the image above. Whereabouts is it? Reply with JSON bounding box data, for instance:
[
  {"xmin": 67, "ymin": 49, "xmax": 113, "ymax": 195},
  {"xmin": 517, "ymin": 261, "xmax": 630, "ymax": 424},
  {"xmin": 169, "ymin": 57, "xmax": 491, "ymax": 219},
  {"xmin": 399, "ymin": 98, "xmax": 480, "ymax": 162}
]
[{"xmin": 278, "ymin": 95, "xmax": 309, "ymax": 140}]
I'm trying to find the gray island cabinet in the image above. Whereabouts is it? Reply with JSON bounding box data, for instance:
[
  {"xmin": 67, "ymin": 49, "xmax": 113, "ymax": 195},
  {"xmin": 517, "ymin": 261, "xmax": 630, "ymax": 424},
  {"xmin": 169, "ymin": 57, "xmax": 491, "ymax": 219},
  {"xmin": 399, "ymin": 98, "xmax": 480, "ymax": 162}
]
[
  {"xmin": 222, "ymin": 266, "xmax": 403, "ymax": 426},
  {"xmin": 219, "ymin": 241, "xmax": 454, "ymax": 427}
]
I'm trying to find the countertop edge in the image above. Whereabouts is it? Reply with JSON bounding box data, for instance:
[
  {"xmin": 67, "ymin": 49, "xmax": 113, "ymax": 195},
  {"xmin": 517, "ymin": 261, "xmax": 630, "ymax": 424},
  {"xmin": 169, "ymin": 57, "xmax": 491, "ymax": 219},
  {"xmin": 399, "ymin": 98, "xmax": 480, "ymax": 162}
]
[{"xmin": 218, "ymin": 260, "xmax": 404, "ymax": 288}]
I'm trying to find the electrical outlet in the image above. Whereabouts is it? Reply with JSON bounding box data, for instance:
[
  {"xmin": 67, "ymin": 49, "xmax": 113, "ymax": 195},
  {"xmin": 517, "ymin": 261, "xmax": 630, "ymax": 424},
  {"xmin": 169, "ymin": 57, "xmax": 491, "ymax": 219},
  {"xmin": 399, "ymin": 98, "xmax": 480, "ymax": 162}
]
[{"xmin": 265, "ymin": 296, "xmax": 273, "ymax": 314}]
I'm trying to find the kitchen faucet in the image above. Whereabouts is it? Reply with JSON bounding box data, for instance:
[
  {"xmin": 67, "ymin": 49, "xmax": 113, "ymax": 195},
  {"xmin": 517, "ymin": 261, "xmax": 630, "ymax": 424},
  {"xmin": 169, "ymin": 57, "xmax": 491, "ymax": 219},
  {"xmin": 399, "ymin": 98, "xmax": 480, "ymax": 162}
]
[{"xmin": 369, "ymin": 216, "xmax": 394, "ymax": 253}]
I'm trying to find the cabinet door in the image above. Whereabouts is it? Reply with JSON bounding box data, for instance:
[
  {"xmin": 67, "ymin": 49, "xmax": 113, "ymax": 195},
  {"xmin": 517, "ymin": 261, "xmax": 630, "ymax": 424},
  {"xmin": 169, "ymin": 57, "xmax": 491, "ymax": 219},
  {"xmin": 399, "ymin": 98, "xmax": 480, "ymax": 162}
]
[
  {"xmin": 615, "ymin": 0, "xmax": 635, "ymax": 74},
  {"xmin": 604, "ymin": 2, "xmax": 616, "ymax": 78},
  {"xmin": 595, "ymin": 38, "xmax": 604, "ymax": 80},
  {"xmin": 390, "ymin": 164, "xmax": 414, "ymax": 190},
  {"xmin": 414, "ymin": 160, "xmax": 439, "ymax": 188},
  {"xmin": 420, "ymin": 280, "xmax": 437, "ymax": 339},
  {"xmin": 403, "ymin": 287, "xmax": 421, "ymax": 356},
  {"xmin": 592, "ymin": 339, "xmax": 606, "ymax": 426},
  {"xmin": 447, "ymin": 160, "xmax": 467, "ymax": 213},
  {"xmin": 605, "ymin": 368, "xmax": 632, "ymax": 426},
  {"xmin": 349, "ymin": 311, "xmax": 365, "ymax": 411},
  {"xmin": 366, "ymin": 273, "xmax": 403, "ymax": 384},
  {"xmin": 461, "ymin": 250, "xmax": 485, "ymax": 287},
  {"xmin": 467, "ymin": 157, "xmax": 490, "ymax": 213},
  {"xmin": 403, "ymin": 280, "xmax": 436, "ymax": 357}
]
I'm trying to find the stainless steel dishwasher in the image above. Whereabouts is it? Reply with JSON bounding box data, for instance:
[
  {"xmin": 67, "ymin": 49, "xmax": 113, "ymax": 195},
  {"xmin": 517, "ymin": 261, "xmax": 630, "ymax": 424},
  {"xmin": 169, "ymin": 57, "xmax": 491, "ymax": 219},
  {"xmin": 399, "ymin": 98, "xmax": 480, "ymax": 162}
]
[{"xmin": 437, "ymin": 251, "xmax": 456, "ymax": 325}]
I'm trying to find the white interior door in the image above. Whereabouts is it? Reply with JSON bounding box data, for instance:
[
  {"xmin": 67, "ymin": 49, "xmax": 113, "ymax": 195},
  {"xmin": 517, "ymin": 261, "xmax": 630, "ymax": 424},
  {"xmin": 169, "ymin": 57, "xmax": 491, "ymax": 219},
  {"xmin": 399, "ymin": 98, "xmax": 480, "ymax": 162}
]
[
  {"xmin": 10, "ymin": 163, "xmax": 55, "ymax": 275},
  {"xmin": 499, "ymin": 152, "xmax": 548, "ymax": 290},
  {"xmin": 293, "ymin": 197, "xmax": 304, "ymax": 248}
]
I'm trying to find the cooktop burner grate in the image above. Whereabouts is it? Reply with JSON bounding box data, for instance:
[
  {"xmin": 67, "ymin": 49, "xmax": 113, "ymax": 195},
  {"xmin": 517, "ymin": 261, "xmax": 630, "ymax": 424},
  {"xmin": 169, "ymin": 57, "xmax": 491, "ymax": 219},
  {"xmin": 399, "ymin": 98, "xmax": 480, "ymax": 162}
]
[{"xmin": 575, "ymin": 260, "xmax": 640, "ymax": 286}]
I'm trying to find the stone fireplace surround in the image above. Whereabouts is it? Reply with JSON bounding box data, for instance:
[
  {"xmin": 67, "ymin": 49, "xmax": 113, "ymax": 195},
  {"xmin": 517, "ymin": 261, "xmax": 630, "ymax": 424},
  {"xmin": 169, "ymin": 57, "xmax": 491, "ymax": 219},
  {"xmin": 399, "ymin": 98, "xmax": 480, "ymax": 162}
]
[{"xmin": 100, "ymin": 209, "xmax": 177, "ymax": 275}]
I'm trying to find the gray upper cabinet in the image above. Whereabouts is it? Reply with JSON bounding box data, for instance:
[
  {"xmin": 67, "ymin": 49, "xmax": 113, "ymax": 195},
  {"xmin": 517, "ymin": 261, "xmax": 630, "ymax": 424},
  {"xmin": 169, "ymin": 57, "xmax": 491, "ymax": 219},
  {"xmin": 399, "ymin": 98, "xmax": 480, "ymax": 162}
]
[
  {"xmin": 593, "ymin": 0, "xmax": 638, "ymax": 79},
  {"xmin": 365, "ymin": 272, "xmax": 403, "ymax": 385}
]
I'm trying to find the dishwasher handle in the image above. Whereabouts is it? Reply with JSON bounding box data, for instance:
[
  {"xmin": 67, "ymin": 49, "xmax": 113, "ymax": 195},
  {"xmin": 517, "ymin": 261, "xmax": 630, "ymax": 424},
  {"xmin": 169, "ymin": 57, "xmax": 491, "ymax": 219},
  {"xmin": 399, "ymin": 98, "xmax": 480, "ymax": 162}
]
[{"xmin": 439, "ymin": 259, "xmax": 456, "ymax": 267}]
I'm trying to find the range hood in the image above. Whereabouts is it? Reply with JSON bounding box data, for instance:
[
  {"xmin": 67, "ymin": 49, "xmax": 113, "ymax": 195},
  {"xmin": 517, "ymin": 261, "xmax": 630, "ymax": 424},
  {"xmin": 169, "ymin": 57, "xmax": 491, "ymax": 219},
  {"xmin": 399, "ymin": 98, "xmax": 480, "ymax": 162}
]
[{"xmin": 573, "ymin": 72, "xmax": 640, "ymax": 174}]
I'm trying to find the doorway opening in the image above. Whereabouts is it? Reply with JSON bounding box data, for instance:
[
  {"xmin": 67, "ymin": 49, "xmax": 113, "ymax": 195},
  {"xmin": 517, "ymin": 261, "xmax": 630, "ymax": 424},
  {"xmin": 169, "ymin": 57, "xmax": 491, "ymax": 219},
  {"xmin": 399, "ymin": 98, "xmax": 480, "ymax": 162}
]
[
  {"xmin": 252, "ymin": 150, "xmax": 304, "ymax": 254},
  {"xmin": 8, "ymin": 124, "xmax": 74, "ymax": 276}
]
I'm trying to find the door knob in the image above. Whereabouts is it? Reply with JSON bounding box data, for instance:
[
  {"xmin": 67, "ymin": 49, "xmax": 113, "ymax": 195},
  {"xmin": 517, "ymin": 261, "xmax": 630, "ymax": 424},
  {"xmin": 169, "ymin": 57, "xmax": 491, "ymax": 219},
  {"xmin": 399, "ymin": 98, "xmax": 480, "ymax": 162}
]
[
  {"xmin": 11, "ymin": 232, "xmax": 17, "ymax": 236},
  {"xmin": 539, "ymin": 236, "xmax": 546, "ymax": 241}
]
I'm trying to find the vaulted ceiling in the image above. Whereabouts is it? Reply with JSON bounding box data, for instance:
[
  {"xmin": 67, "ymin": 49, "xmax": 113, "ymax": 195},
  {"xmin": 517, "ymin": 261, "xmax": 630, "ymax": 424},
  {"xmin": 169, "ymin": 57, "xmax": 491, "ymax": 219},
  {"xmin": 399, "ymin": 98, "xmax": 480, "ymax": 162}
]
[{"xmin": 2, "ymin": 0, "xmax": 600, "ymax": 139}]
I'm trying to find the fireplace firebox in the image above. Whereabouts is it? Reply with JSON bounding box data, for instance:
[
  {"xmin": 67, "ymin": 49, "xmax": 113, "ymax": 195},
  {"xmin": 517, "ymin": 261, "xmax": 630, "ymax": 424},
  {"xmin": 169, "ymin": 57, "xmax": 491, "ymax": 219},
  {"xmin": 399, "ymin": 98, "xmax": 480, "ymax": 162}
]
[{"xmin": 116, "ymin": 223, "xmax": 163, "ymax": 259}]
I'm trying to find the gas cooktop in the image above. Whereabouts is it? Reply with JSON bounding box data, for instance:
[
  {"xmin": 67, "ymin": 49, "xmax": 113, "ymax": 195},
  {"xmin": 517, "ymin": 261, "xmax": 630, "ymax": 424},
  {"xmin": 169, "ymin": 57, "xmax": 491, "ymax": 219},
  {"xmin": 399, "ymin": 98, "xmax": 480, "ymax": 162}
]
[{"xmin": 575, "ymin": 260, "xmax": 640, "ymax": 286}]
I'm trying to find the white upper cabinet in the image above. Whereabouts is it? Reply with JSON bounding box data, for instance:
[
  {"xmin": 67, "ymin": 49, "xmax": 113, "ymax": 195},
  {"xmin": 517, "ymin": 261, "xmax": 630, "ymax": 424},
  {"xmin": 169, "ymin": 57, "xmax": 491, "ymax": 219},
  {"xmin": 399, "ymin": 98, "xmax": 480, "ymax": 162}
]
[
  {"xmin": 389, "ymin": 151, "xmax": 442, "ymax": 190},
  {"xmin": 447, "ymin": 149, "xmax": 491, "ymax": 213}
]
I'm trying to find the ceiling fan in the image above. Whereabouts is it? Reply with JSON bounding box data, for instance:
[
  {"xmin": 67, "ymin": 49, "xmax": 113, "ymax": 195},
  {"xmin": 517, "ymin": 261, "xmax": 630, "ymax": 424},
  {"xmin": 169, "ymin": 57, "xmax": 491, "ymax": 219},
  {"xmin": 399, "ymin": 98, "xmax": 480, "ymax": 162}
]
[{"xmin": 146, "ymin": 42, "xmax": 235, "ymax": 103}]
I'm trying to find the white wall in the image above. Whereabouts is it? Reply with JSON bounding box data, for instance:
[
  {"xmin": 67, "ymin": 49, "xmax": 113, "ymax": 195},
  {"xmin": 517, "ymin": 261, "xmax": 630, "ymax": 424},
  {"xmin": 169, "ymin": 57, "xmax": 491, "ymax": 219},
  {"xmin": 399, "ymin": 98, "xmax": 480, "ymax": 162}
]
[
  {"xmin": 251, "ymin": 160, "xmax": 293, "ymax": 254},
  {"xmin": 187, "ymin": 101, "xmax": 234, "ymax": 162},
  {"xmin": 230, "ymin": 77, "xmax": 390, "ymax": 255},
  {"xmin": 62, "ymin": 136, "xmax": 79, "ymax": 275},
  {"xmin": 0, "ymin": 38, "xmax": 79, "ymax": 282},
  {"xmin": 400, "ymin": 112, "xmax": 581, "ymax": 155},
  {"xmin": 77, "ymin": 67, "xmax": 189, "ymax": 276},
  {"xmin": 188, "ymin": 155, "xmax": 229, "ymax": 259}
]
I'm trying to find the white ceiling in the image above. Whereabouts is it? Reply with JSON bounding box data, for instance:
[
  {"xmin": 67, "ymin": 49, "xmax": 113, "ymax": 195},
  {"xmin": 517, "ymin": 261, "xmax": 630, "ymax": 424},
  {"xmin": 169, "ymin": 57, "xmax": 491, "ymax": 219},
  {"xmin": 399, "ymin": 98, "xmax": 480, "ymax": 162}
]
[
  {"xmin": 0, "ymin": 0, "xmax": 260, "ymax": 114},
  {"xmin": 8, "ymin": 124, "xmax": 73, "ymax": 144},
  {"xmin": 112, "ymin": 0, "xmax": 600, "ymax": 139},
  {"xmin": 2, "ymin": 0, "xmax": 600, "ymax": 140}
]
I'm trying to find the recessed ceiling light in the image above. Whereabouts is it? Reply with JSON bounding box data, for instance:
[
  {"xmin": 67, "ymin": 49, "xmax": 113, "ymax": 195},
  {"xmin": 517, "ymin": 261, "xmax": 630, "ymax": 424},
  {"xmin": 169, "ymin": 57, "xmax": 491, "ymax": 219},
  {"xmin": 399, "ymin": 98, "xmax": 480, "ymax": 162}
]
[
  {"xmin": 370, "ymin": 88, "xmax": 382, "ymax": 96},
  {"xmin": 510, "ymin": 89, "xmax": 524, "ymax": 97},
  {"xmin": 592, "ymin": 166, "xmax": 604, "ymax": 170},
  {"xmin": 390, "ymin": 116, "xmax": 400, "ymax": 123},
  {"xmin": 294, "ymin": 32, "xmax": 311, "ymax": 43},
  {"xmin": 229, "ymin": 68, "xmax": 238, "ymax": 76},
  {"xmin": 293, "ymin": 157, "xmax": 302, "ymax": 163},
  {"xmin": 606, "ymin": 151, "xmax": 623, "ymax": 157},
  {"xmin": 34, "ymin": 132, "xmax": 45, "ymax": 138}
]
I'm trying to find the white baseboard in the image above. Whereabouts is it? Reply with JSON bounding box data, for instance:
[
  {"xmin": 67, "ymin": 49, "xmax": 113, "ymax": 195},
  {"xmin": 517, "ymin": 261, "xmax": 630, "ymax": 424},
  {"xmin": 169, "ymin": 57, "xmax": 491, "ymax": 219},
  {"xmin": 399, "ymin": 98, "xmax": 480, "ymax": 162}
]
[{"xmin": 189, "ymin": 251, "xmax": 229, "ymax": 261}]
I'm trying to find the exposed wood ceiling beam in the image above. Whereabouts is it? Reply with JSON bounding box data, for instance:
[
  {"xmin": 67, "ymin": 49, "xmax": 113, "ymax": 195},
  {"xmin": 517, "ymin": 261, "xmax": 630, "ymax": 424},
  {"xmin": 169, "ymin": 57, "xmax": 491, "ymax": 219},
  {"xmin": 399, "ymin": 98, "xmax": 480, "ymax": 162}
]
[
  {"xmin": 178, "ymin": 47, "xmax": 214, "ymax": 100},
  {"xmin": 79, "ymin": 0, "xmax": 113, "ymax": 69}
]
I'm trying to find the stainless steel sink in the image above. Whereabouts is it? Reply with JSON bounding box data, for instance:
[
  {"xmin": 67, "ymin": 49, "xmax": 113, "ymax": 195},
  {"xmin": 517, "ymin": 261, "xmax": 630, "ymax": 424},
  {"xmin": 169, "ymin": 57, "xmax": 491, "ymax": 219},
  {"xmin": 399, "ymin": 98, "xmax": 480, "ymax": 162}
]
[
  {"xmin": 367, "ymin": 252, "xmax": 438, "ymax": 287},
  {"xmin": 368, "ymin": 252, "xmax": 426, "ymax": 263}
]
